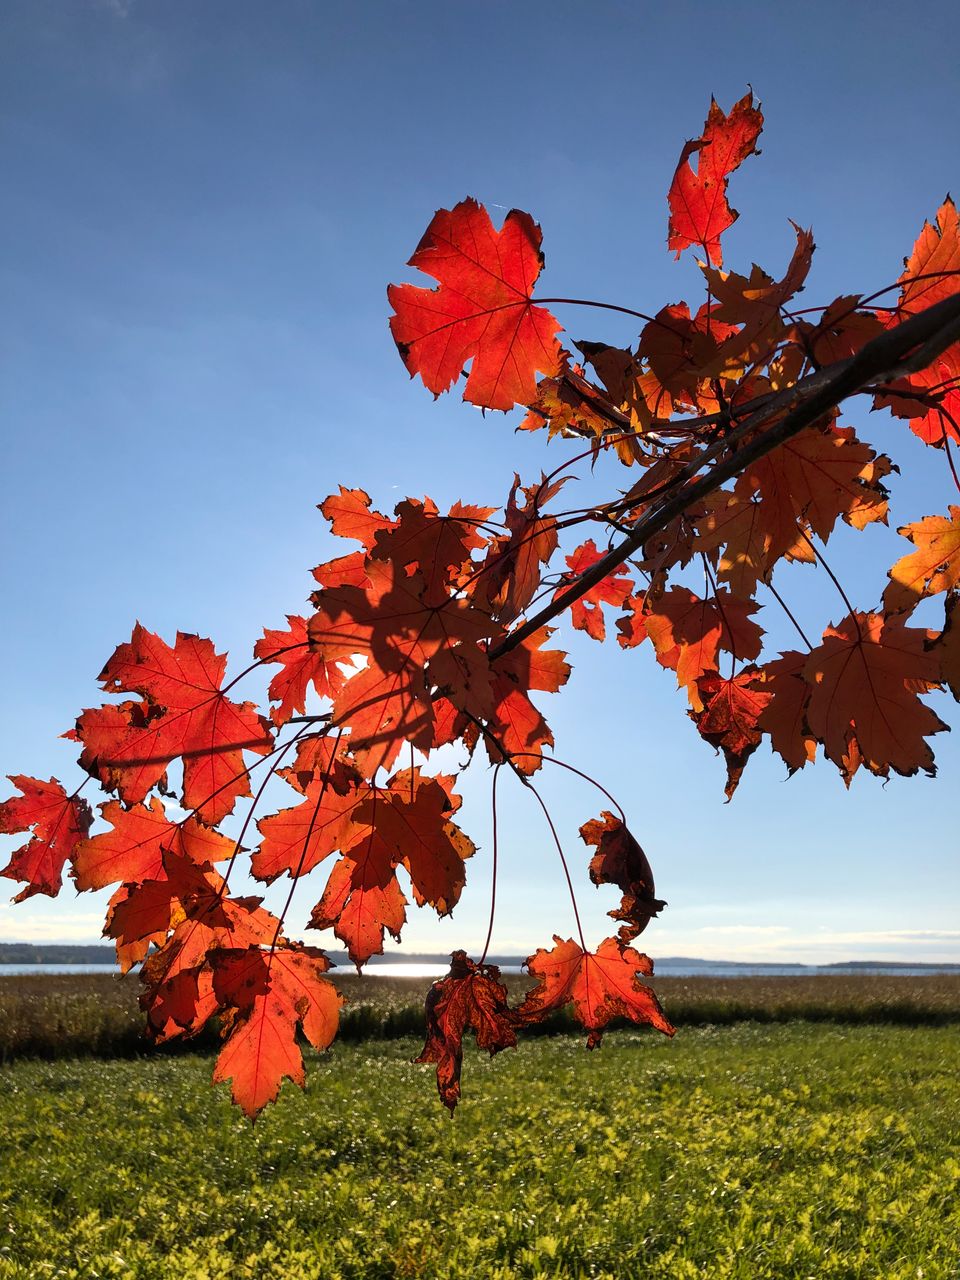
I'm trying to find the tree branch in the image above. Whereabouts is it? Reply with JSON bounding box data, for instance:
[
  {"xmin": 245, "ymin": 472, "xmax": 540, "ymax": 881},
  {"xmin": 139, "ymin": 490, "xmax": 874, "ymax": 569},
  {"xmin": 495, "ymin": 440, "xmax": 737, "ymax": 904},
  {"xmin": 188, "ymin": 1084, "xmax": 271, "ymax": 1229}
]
[{"xmin": 492, "ymin": 292, "xmax": 960, "ymax": 659}]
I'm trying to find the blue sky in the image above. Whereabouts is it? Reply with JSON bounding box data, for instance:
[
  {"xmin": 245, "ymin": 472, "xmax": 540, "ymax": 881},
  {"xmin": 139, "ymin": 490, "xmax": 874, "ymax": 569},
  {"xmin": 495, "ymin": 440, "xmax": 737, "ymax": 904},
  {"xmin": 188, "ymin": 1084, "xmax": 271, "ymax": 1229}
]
[{"xmin": 1, "ymin": 0, "xmax": 958, "ymax": 963}]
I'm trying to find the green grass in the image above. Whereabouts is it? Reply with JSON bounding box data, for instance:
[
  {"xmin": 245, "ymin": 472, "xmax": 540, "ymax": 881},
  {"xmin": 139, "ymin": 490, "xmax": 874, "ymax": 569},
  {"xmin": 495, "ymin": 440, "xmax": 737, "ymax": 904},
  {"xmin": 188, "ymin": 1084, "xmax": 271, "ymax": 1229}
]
[
  {"xmin": 2, "ymin": 1025, "xmax": 959, "ymax": 1278},
  {"xmin": 3, "ymin": 971, "xmax": 959, "ymax": 1061}
]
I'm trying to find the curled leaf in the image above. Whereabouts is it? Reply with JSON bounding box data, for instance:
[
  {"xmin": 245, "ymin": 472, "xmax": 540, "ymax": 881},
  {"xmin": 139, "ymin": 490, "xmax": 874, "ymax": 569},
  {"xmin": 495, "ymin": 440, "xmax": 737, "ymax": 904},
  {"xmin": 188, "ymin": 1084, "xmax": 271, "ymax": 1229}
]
[{"xmin": 415, "ymin": 951, "xmax": 517, "ymax": 1112}]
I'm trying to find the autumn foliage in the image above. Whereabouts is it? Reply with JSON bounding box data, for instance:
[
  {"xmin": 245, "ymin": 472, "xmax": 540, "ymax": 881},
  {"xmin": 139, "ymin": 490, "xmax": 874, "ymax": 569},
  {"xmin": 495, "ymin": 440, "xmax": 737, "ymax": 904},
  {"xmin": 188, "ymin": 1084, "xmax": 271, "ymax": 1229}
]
[{"xmin": 4, "ymin": 92, "xmax": 960, "ymax": 1116}]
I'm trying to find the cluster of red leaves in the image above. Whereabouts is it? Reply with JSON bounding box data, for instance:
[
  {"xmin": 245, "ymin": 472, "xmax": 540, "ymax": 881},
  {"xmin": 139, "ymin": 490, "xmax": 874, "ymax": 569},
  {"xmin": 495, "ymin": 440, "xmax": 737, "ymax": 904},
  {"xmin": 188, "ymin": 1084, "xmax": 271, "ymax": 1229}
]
[
  {"xmin": 4, "ymin": 90, "xmax": 960, "ymax": 1117},
  {"xmin": 416, "ymin": 928, "xmax": 674, "ymax": 1112}
]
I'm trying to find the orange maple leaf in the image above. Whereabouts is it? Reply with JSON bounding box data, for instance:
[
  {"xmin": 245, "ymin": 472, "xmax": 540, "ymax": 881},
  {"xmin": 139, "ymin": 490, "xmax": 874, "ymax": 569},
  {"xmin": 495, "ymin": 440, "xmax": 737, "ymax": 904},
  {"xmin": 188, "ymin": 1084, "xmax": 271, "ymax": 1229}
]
[
  {"xmin": 309, "ymin": 555, "xmax": 498, "ymax": 773},
  {"xmin": 753, "ymin": 651, "xmax": 817, "ymax": 775},
  {"xmin": 644, "ymin": 587, "xmax": 764, "ymax": 709},
  {"xmin": 109, "ymin": 851, "xmax": 279, "ymax": 960},
  {"xmin": 516, "ymin": 936, "xmax": 674, "ymax": 1048},
  {"xmin": 472, "ymin": 473, "xmax": 567, "ymax": 623},
  {"xmin": 897, "ymin": 196, "xmax": 960, "ymax": 315},
  {"xmin": 251, "ymin": 757, "xmax": 367, "ymax": 884},
  {"xmin": 795, "ymin": 294, "xmax": 885, "ymax": 366},
  {"xmin": 884, "ymin": 506, "xmax": 960, "ymax": 614},
  {"xmin": 388, "ymin": 198, "xmax": 562, "ymax": 411},
  {"xmin": 734, "ymin": 422, "xmax": 891, "ymax": 555},
  {"xmin": 874, "ymin": 199, "xmax": 960, "ymax": 445},
  {"xmin": 372, "ymin": 497, "xmax": 495, "ymax": 602},
  {"xmin": 255, "ymin": 614, "xmax": 344, "ymax": 728},
  {"xmin": 73, "ymin": 796, "xmax": 234, "ymax": 892},
  {"xmin": 637, "ymin": 301, "xmax": 739, "ymax": 408},
  {"xmin": 692, "ymin": 494, "xmax": 776, "ymax": 598},
  {"xmin": 804, "ymin": 612, "xmax": 947, "ymax": 783},
  {"xmin": 318, "ymin": 486, "xmax": 396, "ymax": 549},
  {"xmin": 308, "ymin": 770, "xmax": 475, "ymax": 966},
  {"xmin": 667, "ymin": 90, "xmax": 763, "ymax": 267},
  {"xmin": 701, "ymin": 224, "xmax": 815, "ymax": 375},
  {"xmin": 940, "ymin": 593, "xmax": 960, "ymax": 701},
  {"xmin": 483, "ymin": 628, "xmax": 570, "ymax": 774}
]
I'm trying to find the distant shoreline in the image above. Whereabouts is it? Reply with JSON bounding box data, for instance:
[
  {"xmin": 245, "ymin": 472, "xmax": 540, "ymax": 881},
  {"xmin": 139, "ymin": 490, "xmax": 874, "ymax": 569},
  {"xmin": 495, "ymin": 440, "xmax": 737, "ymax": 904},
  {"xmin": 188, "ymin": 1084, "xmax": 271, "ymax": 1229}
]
[{"xmin": 2, "ymin": 943, "xmax": 959, "ymax": 972}]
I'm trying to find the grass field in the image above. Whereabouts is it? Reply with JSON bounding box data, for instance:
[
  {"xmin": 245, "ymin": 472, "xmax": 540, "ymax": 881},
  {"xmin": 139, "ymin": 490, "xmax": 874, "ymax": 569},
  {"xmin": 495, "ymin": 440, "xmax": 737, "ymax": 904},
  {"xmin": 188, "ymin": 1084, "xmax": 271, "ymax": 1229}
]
[
  {"xmin": 2, "ymin": 1023, "xmax": 960, "ymax": 1278},
  {"xmin": 3, "ymin": 970, "xmax": 960, "ymax": 1060}
]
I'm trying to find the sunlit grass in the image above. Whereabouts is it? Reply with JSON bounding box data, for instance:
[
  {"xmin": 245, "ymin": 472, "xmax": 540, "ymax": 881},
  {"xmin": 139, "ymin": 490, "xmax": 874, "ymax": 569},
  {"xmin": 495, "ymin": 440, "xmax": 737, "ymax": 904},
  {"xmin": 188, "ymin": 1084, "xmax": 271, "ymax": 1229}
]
[{"xmin": 1, "ymin": 1025, "xmax": 958, "ymax": 1278}]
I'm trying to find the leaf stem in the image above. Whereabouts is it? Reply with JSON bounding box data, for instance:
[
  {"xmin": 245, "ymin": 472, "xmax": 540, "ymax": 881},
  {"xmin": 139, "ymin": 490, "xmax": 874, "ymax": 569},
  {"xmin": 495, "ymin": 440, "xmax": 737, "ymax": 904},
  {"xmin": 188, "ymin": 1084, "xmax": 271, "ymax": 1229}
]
[
  {"xmin": 523, "ymin": 776, "xmax": 586, "ymax": 951},
  {"xmin": 479, "ymin": 764, "xmax": 503, "ymax": 966}
]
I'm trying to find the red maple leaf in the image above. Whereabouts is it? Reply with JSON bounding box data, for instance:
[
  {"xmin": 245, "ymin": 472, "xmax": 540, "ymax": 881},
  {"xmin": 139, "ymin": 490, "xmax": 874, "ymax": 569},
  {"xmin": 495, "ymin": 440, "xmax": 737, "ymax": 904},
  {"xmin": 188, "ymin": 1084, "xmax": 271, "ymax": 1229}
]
[
  {"xmin": 691, "ymin": 669, "xmax": 773, "ymax": 799},
  {"xmin": 73, "ymin": 796, "xmax": 235, "ymax": 892},
  {"xmin": 74, "ymin": 626, "xmax": 273, "ymax": 825},
  {"xmin": 873, "ymin": 200, "xmax": 960, "ymax": 445},
  {"xmin": 254, "ymin": 614, "xmax": 344, "ymax": 728},
  {"xmin": 415, "ymin": 951, "xmax": 517, "ymax": 1112},
  {"xmin": 388, "ymin": 198, "xmax": 562, "ymax": 410},
  {"xmin": 553, "ymin": 540, "xmax": 634, "ymax": 642},
  {"xmin": 667, "ymin": 90, "xmax": 764, "ymax": 266},
  {"xmin": 516, "ymin": 936, "xmax": 674, "ymax": 1047},
  {"xmin": 0, "ymin": 776, "xmax": 92, "ymax": 902},
  {"xmin": 212, "ymin": 943, "xmax": 342, "ymax": 1118},
  {"xmin": 307, "ymin": 769, "xmax": 475, "ymax": 966}
]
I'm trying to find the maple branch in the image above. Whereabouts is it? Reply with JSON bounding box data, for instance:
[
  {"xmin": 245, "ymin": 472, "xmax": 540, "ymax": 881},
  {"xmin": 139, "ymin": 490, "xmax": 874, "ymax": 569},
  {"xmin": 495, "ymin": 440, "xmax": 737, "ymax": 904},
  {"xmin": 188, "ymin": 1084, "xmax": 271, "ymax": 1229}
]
[{"xmin": 492, "ymin": 292, "xmax": 960, "ymax": 659}]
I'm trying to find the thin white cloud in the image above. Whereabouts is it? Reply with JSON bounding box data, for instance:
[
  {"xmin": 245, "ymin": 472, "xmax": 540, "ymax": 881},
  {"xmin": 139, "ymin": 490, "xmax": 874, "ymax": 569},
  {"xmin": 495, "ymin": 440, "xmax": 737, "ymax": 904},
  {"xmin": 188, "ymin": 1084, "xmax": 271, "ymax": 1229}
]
[
  {"xmin": 93, "ymin": 0, "xmax": 134, "ymax": 17},
  {"xmin": 0, "ymin": 906, "xmax": 107, "ymax": 944},
  {"xmin": 692, "ymin": 925, "xmax": 792, "ymax": 936}
]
